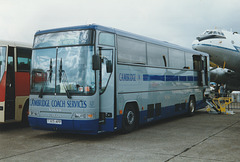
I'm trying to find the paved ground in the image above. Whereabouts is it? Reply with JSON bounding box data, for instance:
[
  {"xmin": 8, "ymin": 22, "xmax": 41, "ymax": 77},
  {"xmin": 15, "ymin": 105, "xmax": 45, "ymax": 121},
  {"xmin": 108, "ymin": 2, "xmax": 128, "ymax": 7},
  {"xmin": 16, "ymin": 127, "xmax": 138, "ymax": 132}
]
[{"xmin": 0, "ymin": 109, "xmax": 240, "ymax": 162}]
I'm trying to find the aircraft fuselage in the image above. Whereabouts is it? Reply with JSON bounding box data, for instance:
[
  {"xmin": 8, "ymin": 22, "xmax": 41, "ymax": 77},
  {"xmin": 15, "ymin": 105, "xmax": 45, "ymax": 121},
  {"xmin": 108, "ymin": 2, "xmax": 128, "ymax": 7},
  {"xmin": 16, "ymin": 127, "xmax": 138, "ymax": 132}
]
[{"xmin": 192, "ymin": 30, "xmax": 240, "ymax": 72}]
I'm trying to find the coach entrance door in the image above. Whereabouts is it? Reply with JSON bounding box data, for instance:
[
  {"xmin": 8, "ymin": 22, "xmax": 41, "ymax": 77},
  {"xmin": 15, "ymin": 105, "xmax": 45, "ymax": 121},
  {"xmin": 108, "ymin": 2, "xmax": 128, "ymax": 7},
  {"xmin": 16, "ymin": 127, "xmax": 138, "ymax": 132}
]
[{"xmin": 5, "ymin": 47, "xmax": 15, "ymax": 121}]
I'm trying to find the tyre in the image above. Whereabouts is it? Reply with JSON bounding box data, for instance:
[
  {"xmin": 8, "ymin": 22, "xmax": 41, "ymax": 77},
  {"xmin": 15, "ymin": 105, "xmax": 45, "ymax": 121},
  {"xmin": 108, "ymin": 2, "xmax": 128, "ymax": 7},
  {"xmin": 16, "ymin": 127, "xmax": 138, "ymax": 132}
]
[
  {"xmin": 188, "ymin": 96, "xmax": 196, "ymax": 116},
  {"xmin": 122, "ymin": 105, "xmax": 138, "ymax": 133}
]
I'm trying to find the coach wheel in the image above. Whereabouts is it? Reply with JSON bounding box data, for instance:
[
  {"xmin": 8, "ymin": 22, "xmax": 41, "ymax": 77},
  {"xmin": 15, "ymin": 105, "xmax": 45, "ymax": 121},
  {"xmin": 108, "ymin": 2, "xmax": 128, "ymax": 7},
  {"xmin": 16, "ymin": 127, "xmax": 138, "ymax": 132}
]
[
  {"xmin": 188, "ymin": 97, "xmax": 196, "ymax": 116},
  {"xmin": 122, "ymin": 105, "xmax": 137, "ymax": 133}
]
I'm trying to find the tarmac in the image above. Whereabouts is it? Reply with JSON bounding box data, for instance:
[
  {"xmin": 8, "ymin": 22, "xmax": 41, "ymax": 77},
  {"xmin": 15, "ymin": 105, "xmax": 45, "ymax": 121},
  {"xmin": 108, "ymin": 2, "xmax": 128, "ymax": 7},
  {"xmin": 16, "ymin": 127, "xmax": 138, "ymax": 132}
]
[{"xmin": 0, "ymin": 108, "xmax": 240, "ymax": 162}]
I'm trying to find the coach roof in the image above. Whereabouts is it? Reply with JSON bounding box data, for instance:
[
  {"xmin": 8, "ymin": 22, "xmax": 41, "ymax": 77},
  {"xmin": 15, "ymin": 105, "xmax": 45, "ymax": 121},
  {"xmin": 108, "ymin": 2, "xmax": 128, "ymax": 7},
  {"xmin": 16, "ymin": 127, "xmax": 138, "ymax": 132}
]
[{"xmin": 35, "ymin": 24, "xmax": 207, "ymax": 56}]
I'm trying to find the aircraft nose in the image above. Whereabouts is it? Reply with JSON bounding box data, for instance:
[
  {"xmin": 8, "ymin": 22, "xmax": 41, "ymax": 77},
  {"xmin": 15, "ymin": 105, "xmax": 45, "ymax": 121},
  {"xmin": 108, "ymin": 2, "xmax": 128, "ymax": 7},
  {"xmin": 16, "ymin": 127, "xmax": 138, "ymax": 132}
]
[
  {"xmin": 192, "ymin": 44, "xmax": 197, "ymax": 50},
  {"xmin": 192, "ymin": 40, "xmax": 199, "ymax": 50}
]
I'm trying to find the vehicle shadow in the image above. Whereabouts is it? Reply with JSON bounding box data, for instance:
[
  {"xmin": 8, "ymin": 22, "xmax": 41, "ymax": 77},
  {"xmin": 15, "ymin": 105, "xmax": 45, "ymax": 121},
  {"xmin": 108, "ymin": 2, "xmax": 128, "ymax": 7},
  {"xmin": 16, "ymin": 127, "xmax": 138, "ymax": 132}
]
[
  {"xmin": 0, "ymin": 122, "xmax": 29, "ymax": 131},
  {"xmin": 32, "ymin": 111, "xmax": 205, "ymax": 141},
  {"xmin": 32, "ymin": 130, "xmax": 118, "ymax": 142}
]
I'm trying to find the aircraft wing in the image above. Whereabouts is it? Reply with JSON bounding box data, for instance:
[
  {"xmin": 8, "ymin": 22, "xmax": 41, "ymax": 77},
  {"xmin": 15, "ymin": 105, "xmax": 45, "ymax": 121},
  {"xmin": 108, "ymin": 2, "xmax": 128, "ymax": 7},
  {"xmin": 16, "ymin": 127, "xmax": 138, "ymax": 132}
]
[{"xmin": 210, "ymin": 68, "xmax": 240, "ymax": 91}]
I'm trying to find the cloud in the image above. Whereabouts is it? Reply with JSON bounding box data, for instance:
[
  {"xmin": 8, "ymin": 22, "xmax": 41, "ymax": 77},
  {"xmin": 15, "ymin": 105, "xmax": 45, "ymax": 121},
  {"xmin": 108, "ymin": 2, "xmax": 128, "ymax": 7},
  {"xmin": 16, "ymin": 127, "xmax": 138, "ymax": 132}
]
[{"xmin": 0, "ymin": 0, "xmax": 240, "ymax": 48}]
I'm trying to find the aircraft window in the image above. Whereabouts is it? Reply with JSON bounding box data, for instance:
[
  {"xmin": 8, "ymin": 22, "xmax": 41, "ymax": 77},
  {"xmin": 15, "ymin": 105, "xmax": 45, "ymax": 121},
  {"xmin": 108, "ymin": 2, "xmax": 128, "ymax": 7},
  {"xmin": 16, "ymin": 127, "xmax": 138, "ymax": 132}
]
[
  {"xmin": 208, "ymin": 31, "xmax": 213, "ymax": 34},
  {"xmin": 217, "ymin": 32, "xmax": 221, "ymax": 35},
  {"xmin": 213, "ymin": 31, "xmax": 217, "ymax": 35}
]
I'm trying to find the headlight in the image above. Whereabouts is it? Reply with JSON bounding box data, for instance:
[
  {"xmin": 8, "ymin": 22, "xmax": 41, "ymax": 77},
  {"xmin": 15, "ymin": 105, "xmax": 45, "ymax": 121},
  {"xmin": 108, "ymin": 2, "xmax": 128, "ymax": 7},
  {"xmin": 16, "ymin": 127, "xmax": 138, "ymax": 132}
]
[
  {"xmin": 29, "ymin": 111, "xmax": 39, "ymax": 116},
  {"xmin": 75, "ymin": 113, "xmax": 94, "ymax": 119}
]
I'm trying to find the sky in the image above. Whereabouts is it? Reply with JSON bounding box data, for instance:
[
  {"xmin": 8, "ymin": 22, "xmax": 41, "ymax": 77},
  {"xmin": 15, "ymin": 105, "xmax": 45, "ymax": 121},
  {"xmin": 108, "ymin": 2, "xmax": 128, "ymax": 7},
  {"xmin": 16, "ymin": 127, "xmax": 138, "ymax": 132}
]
[{"xmin": 0, "ymin": 0, "xmax": 240, "ymax": 48}]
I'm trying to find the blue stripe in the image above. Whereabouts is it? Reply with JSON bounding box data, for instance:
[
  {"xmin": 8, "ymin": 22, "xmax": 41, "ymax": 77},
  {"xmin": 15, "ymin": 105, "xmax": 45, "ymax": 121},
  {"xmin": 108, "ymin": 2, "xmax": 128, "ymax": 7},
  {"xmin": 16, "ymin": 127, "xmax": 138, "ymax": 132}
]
[
  {"xmin": 194, "ymin": 76, "xmax": 198, "ymax": 81},
  {"xmin": 187, "ymin": 76, "xmax": 194, "ymax": 81},
  {"xmin": 143, "ymin": 74, "xmax": 196, "ymax": 82},
  {"xmin": 143, "ymin": 74, "xmax": 165, "ymax": 81},
  {"xmin": 166, "ymin": 75, "xmax": 178, "ymax": 81},
  {"xmin": 179, "ymin": 76, "xmax": 187, "ymax": 81},
  {"xmin": 196, "ymin": 43, "xmax": 240, "ymax": 53}
]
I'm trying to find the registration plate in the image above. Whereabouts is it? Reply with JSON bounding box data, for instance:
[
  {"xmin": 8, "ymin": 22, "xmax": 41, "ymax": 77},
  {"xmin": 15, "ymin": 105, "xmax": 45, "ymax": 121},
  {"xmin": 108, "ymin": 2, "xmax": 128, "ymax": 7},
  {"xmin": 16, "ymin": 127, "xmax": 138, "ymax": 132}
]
[{"xmin": 47, "ymin": 119, "xmax": 62, "ymax": 125}]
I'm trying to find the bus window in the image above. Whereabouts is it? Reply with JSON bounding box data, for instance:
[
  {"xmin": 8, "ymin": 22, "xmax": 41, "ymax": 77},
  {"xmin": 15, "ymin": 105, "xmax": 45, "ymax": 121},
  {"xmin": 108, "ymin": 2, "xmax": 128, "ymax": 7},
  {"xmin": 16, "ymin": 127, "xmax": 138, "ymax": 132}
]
[
  {"xmin": 31, "ymin": 48, "xmax": 56, "ymax": 94},
  {"xmin": 169, "ymin": 48, "xmax": 184, "ymax": 69},
  {"xmin": 163, "ymin": 56, "xmax": 167, "ymax": 67},
  {"xmin": 17, "ymin": 47, "xmax": 32, "ymax": 72},
  {"xmin": 147, "ymin": 43, "xmax": 168, "ymax": 67},
  {"xmin": 117, "ymin": 36, "xmax": 146, "ymax": 64},
  {"xmin": 99, "ymin": 32, "xmax": 115, "ymax": 46},
  {"xmin": 56, "ymin": 46, "xmax": 95, "ymax": 95},
  {"xmin": 193, "ymin": 55, "xmax": 203, "ymax": 86},
  {"xmin": 0, "ymin": 47, "xmax": 6, "ymax": 81},
  {"xmin": 100, "ymin": 49, "xmax": 113, "ymax": 93},
  {"xmin": 7, "ymin": 47, "xmax": 14, "ymax": 71},
  {"xmin": 193, "ymin": 55, "xmax": 202, "ymax": 71},
  {"xmin": 203, "ymin": 56, "xmax": 208, "ymax": 86},
  {"xmin": 34, "ymin": 30, "xmax": 93, "ymax": 48},
  {"xmin": 185, "ymin": 53, "xmax": 193, "ymax": 69}
]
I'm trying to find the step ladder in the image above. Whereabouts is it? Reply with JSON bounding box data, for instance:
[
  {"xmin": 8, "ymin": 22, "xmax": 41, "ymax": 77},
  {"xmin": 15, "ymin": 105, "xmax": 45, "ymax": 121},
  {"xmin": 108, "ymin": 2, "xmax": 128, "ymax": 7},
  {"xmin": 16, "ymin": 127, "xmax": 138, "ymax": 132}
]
[{"xmin": 206, "ymin": 97, "xmax": 233, "ymax": 114}]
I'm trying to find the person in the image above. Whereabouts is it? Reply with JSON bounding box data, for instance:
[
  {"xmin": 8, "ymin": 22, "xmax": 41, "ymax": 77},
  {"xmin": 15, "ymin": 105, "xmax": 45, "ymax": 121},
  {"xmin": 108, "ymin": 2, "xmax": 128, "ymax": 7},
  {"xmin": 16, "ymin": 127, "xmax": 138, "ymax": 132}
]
[
  {"xmin": 219, "ymin": 83, "xmax": 225, "ymax": 97},
  {"xmin": 210, "ymin": 83, "xmax": 215, "ymax": 91},
  {"xmin": 215, "ymin": 84, "xmax": 219, "ymax": 97}
]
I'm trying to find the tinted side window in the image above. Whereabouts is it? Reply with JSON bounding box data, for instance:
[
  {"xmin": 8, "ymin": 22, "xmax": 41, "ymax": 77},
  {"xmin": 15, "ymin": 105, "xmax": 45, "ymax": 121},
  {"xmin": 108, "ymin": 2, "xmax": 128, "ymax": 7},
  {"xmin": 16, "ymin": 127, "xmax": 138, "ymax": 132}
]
[
  {"xmin": 17, "ymin": 47, "xmax": 31, "ymax": 72},
  {"xmin": 193, "ymin": 55, "xmax": 202, "ymax": 71},
  {"xmin": 117, "ymin": 36, "xmax": 146, "ymax": 64},
  {"xmin": 169, "ymin": 48, "xmax": 185, "ymax": 69},
  {"xmin": 185, "ymin": 53, "xmax": 193, "ymax": 69},
  {"xmin": 147, "ymin": 43, "xmax": 168, "ymax": 67},
  {"xmin": 99, "ymin": 32, "xmax": 115, "ymax": 46}
]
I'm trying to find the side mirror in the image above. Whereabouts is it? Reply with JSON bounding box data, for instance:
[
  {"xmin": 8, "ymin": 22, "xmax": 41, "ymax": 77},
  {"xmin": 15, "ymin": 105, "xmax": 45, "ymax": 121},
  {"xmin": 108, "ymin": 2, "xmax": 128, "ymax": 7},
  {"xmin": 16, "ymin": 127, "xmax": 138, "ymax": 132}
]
[
  {"xmin": 92, "ymin": 55, "xmax": 100, "ymax": 70},
  {"xmin": 106, "ymin": 60, "xmax": 113, "ymax": 73}
]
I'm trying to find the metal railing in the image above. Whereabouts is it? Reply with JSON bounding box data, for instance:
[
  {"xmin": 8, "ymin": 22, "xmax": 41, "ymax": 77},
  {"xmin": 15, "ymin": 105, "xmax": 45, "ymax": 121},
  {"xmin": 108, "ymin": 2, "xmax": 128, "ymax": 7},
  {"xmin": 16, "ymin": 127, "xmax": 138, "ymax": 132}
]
[
  {"xmin": 208, "ymin": 91, "xmax": 240, "ymax": 110},
  {"xmin": 227, "ymin": 102, "xmax": 240, "ymax": 110},
  {"xmin": 228, "ymin": 92, "xmax": 240, "ymax": 110}
]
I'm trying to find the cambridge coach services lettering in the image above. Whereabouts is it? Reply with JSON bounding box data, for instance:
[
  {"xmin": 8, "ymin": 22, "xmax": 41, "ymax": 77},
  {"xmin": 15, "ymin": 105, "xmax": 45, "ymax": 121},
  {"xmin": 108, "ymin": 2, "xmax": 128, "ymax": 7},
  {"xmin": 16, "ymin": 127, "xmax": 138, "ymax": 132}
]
[
  {"xmin": 67, "ymin": 100, "xmax": 87, "ymax": 108},
  {"xmin": 30, "ymin": 99, "xmax": 50, "ymax": 107},
  {"xmin": 119, "ymin": 73, "xmax": 136, "ymax": 81},
  {"xmin": 30, "ymin": 99, "xmax": 87, "ymax": 108}
]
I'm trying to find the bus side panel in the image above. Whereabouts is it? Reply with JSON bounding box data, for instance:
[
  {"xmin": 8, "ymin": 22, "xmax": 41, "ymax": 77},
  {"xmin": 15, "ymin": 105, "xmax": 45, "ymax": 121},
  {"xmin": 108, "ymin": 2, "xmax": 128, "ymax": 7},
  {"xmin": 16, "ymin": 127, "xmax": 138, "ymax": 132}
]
[
  {"xmin": 15, "ymin": 96, "xmax": 29, "ymax": 121},
  {"xmin": 116, "ymin": 64, "xmax": 206, "ymax": 128},
  {"xmin": 118, "ymin": 91, "xmax": 190, "ymax": 126},
  {"xmin": 0, "ymin": 72, "xmax": 7, "ymax": 102},
  {"xmin": 100, "ymin": 118, "xmax": 114, "ymax": 132},
  {"xmin": 15, "ymin": 72, "xmax": 30, "ymax": 96},
  {"xmin": 0, "ymin": 72, "xmax": 6, "ymax": 122}
]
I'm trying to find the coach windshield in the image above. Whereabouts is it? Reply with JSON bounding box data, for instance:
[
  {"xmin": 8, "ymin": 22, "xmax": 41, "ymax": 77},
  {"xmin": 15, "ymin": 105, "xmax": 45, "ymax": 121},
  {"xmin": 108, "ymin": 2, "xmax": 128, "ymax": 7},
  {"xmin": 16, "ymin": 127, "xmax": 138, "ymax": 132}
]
[
  {"xmin": 0, "ymin": 47, "xmax": 6, "ymax": 82},
  {"xmin": 33, "ymin": 30, "xmax": 92, "ymax": 48},
  {"xmin": 31, "ymin": 30, "xmax": 95, "ymax": 96}
]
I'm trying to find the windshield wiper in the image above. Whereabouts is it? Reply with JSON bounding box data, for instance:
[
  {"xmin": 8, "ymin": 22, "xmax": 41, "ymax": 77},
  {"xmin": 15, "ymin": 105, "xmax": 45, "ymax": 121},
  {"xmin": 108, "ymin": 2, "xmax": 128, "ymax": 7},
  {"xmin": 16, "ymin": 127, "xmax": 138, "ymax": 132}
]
[
  {"xmin": 39, "ymin": 86, "xmax": 44, "ymax": 98},
  {"xmin": 59, "ymin": 58, "xmax": 71, "ymax": 99},
  {"xmin": 39, "ymin": 59, "xmax": 53, "ymax": 98}
]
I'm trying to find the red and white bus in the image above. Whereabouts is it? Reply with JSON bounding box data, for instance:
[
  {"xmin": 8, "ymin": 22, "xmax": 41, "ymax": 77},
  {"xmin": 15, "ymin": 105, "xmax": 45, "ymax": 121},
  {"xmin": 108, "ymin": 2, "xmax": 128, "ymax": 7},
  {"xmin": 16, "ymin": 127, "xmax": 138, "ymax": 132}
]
[{"xmin": 0, "ymin": 40, "xmax": 31, "ymax": 124}]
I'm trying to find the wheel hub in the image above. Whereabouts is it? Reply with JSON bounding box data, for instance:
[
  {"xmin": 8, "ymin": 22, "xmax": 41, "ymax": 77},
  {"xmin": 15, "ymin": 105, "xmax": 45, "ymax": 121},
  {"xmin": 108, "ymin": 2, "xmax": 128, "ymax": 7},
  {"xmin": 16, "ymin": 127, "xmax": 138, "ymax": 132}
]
[
  {"xmin": 127, "ymin": 111, "xmax": 134, "ymax": 125},
  {"xmin": 189, "ymin": 101, "xmax": 195, "ymax": 113}
]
